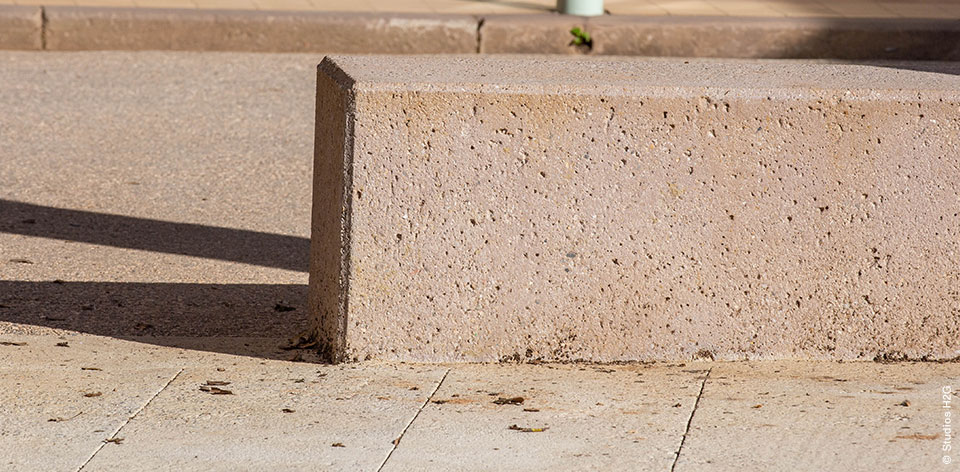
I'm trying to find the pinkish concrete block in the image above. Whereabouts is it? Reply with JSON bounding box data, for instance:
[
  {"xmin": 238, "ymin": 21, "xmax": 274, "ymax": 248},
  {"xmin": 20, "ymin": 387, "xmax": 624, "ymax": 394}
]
[
  {"xmin": 0, "ymin": 6, "xmax": 41, "ymax": 50},
  {"xmin": 44, "ymin": 7, "xmax": 477, "ymax": 53},
  {"xmin": 311, "ymin": 55, "xmax": 960, "ymax": 363}
]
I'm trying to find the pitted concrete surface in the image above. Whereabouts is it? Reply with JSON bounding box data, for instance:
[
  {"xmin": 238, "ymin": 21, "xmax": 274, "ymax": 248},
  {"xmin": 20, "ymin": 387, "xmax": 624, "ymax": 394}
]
[{"xmin": 313, "ymin": 56, "xmax": 960, "ymax": 362}]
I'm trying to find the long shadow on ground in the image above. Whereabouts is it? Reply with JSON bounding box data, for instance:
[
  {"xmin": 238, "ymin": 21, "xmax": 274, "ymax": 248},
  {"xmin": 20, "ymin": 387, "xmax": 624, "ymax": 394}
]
[{"xmin": 0, "ymin": 199, "xmax": 316, "ymax": 361}]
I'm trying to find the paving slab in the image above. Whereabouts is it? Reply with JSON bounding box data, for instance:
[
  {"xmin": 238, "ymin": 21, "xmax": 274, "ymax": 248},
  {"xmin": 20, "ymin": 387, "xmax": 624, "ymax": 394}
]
[
  {"xmin": 0, "ymin": 338, "xmax": 183, "ymax": 472},
  {"xmin": 81, "ymin": 362, "xmax": 448, "ymax": 471},
  {"xmin": 674, "ymin": 361, "xmax": 960, "ymax": 471},
  {"xmin": 383, "ymin": 363, "xmax": 707, "ymax": 471}
]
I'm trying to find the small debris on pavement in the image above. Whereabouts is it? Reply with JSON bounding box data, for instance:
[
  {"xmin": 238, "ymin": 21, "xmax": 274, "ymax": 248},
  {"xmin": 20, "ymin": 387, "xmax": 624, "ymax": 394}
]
[
  {"xmin": 673, "ymin": 403, "xmax": 682, "ymax": 408},
  {"xmin": 493, "ymin": 396, "xmax": 524, "ymax": 405},
  {"xmin": 292, "ymin": 378, "xmax": 305, "ymax": 383},
  {"xmin": 409, "ymin": 386, "xmax": 419, "ymax": 391},
  {"xmin": 281, "ymin": 408, "xmax": 295, "ymax": 413},
  {"xmin": 81, "ymin": 367, "xmax": 102, "ymax": 371},
  {"xmin": 280, "ymin": 332, "xmax": 318, "ymax": 350},
  {"xmin": 200, "ymin": 381, "xmax": 234, "ymax": 395},
  {"xmin": 523, "ymin": 408, "xmax": 540, "ymax": 412},
  {"xmin": 0, "ymin": 341, "xmax": 26, "ymax": 346},
  {"xmin": 9, "ymin": 258, "xmax": 33, "ymax": 264},
  {"xmin": 508, "ymin": 424, "xmax": 548, "ymax": 433},
  {"xmin": 83, "ymin": 392, "xmax": 102, "ymax": 398},
  {"xmin": 104, "ymin": 438, "xmax": 124, "ymax": 445},
  {"xmin": 752, "ymin": 404, "xmax": 763, "ymax": 409},
  {"xmin": 55, "ymin": 342, "xmax": 69, "ymax": 347},
  {"xmin": 133, "ymin": 322, "xmax": 154, "ymax": 332},
  {"xmin": 895, "ymin": 433, "xmax": 939, "ymax": 440},
  {"xmin": 431, "ymin": 399, "xmax": 448, "ymax": 405},
  {"xmin": 331, "ymin": 442, "xmax": 345, "ymax": 447},
  {"xmin": 898, "ymin": 400, "xmax": 911, "ymax": 407},
  {"xmin": 48, "ymin": 412, "xmax": 82, "ymax": 422}
]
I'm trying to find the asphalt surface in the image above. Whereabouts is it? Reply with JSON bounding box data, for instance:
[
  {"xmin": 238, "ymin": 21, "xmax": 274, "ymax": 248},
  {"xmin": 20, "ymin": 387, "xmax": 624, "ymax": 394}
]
[{"xmin": 0, "ymin": 51, "xmax": 322, "ymax": 343}]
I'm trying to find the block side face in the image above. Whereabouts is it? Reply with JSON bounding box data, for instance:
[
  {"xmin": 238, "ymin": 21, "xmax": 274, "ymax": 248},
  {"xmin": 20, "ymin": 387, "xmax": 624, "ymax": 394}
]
[
  {"xmin": 0, "ymin": 6, "xmax": 42, "ymax": 50},
  {"xmin": 588, "ymin": 17, "xmax": 960, "ymax": 60},
  {"xmin": 43, "ymin": 8, "xmax": 477, "ymax": 52},
  {"xmin": 342, "ymin": 85, "xmax": 960, "ymax": 362},
  {"xmin": 309, "ymin": 64, "xmax": 353, "ymax": 362},
  {"xmin": 479, "ymin": 15, "xmax": 587, "ymax": 54}
]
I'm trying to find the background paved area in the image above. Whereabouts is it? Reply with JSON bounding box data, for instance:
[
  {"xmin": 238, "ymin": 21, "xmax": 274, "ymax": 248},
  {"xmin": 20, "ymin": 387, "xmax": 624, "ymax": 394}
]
[{"xmin": 2, "ymin": 0, "xmax": 959, "ymax": 19}]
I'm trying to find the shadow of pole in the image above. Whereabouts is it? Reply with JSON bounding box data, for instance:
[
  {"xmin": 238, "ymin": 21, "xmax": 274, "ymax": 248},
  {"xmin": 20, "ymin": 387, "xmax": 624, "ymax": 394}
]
[{"xmin": 0, "ymin": 199, "xmax": 310, "ymax": 273}]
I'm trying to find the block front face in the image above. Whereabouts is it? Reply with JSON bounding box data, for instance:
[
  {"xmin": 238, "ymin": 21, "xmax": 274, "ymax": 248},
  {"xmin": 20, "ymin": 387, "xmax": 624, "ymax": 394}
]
[{"xmin": 314, "ymin": 57, "xmax": 960, "ymax": 362}]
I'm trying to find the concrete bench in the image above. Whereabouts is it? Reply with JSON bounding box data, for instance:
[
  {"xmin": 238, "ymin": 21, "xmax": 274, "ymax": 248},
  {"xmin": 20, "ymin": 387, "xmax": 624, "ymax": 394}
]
[{"xmin": 311, "ymin": 56, "xmax": 960, "ymax": 363}]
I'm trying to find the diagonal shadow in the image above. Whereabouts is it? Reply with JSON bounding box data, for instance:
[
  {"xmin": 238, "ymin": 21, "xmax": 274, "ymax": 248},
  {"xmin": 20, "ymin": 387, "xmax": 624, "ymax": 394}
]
[
  {"xmin": 0, "ymin": 199, "xmax": 317, "ymax": 360},
  {"xmin": 0, "ymin": 280, "xmax": 315, "ymax": 360},
  {"xmin": 0, "ymin": 199, "xmax": 309, "ymax": 273}
]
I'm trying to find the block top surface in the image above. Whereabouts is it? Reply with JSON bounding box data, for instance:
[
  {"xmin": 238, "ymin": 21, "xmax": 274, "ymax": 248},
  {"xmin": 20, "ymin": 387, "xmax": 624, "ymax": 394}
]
[{"xmin": 320, "ymin": 55, "xmax": 960, "ymax": 98}]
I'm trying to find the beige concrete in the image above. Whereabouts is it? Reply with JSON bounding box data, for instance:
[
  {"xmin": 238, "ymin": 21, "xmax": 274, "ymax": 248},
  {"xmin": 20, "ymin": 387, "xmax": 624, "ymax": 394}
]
[
  {"xmin": 383, "ymin": 363, "xmax": 708, "ymax": 471},
  {"xmin": 675, "ymin": 361, "xmax": 960, "ymax": 470},
  {"xmin": 0, "ymin": 6, "xmax": 41, "ymax": 50},
  {"xmin": 1, "ymin": 334, "xmax": 956, "ymax": 470},
  {"xmin": 479, "ymin": 14, "xmax": 589, "ymax": 55},
  {"xmin": 44, "ymin": 7, "xmax": 478, "ymax": 52},
  {"xmin": 312, "ymin": 55, "xmax": 960, "ymax": 363},
  {"xmin": 2, "ymin": 3, "xmax": 959, "ymax": 56},
  {"xmin": 586, "ymin": 16, "xmax": 960, "ymax": 60},
  {"xmin": 82, "ymin": 362, "xmax": 449, "ymax": 470}
]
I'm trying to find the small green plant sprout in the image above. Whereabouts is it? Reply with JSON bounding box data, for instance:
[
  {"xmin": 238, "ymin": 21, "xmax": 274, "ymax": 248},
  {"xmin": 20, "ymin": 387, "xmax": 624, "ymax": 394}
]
[{"xmin": 569, "ymin": 26, "xmax": 592, "ymax": 48}]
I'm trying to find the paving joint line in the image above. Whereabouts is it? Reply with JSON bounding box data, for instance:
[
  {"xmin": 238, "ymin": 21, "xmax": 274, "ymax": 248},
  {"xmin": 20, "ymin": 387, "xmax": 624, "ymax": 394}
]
[
  {"xmin": 75, "ymin": 368, "xmax": 184, "ymax": 471},
  {"xmin": 670, "ymin": 367, "xmax": 712, "ymax": 472},
  {"xmin": 376, "ymin": 367, "xmax": 451, "ymax": 472},
  {"xmin": 39, "ymin": 6, "xmax": 47, "ymax": 50}
]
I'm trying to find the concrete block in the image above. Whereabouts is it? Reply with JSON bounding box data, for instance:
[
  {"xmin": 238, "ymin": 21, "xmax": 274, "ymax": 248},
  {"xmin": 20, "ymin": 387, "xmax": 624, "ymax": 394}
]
[
  {"xmin": 479, "ymin": 14, "xmax": 588, "ymax": 54},
  {"xmin": 44, "ymin": 7, "xmax": 477, "ymax": 53},
  {"xmin": 587, "ymin": 17, "xmax": 960, "ymax": 60},
  {"xmin": 0, "ymin": 6, "xmax": 41, "ymax": 51},
  {"xmin": 311, "ymin": 55, "xmax": 960, "ymax": 363}
]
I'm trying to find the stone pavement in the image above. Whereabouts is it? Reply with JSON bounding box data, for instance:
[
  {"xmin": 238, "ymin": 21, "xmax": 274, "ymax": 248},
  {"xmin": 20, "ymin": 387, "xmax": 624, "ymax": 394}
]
[
  {"xmin": 2, "ymin": 0, "xmax": 959, "ymax": 20},
  {"xmin": 1, "ymin": 51, "xmax": 959, "ymax": 470},
  {"xmin": 0, "ymin": 334, "xmax": 957, "ymax": 471}
]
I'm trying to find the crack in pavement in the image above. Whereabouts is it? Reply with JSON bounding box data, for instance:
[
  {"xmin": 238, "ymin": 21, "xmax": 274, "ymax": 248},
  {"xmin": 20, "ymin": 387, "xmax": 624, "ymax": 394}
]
[
  {"xmin": 376, "ymin": 368, "xmax": 451, "ymax": 472},
  {"xmin": 76, "ymin": 368, "xmax": 184, "ymax": 471},
  {"xmin": 670, "ymin": 367, "xmax": 712, "ymax": 472}
]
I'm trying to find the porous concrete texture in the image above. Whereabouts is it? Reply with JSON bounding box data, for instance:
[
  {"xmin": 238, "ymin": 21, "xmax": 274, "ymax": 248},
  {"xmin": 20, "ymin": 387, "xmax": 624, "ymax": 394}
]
[
  {"xmin": 0, "ymin": 6, "xmax": 41, "ymax": 50},
  {"xmin": 43, "ymin": 7, "xmax": 478, "ymax": 52},
  {"xmin": 312, "ymin": 55, "xmax": 960, "ymax": 363},
  {"xmin": 586, "ymin": 16, "xmax": 960, "ymax": 60}
]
